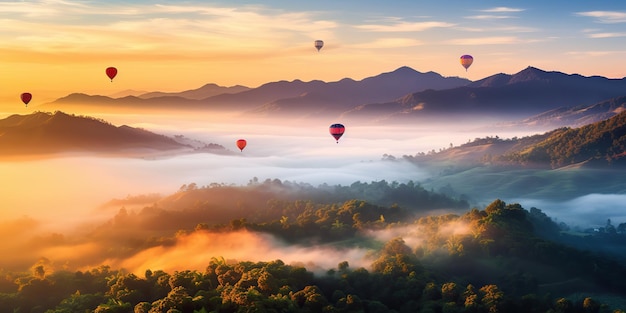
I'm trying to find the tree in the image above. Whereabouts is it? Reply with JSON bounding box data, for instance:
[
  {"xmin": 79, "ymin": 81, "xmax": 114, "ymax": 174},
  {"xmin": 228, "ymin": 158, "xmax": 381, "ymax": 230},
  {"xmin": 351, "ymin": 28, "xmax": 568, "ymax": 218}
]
[
  {"xmin": 480, "ymin": 285, "xmax": 504, "ymax": 313},
  {"xmin": 441, "ymin": 282, "xmax": 460, "ymax": 303},
  {"xmin": 463, "ymin": 284, "xmax": 480, "ymax": 312},
  {"xmin": 582, "ymin": 297, "xmax": 600, "ymax": 313},
  {"xmin": 371, "ymin": 237, "xmax": 421, "ymax": 276},
  {"xmin": 290, "ymin": 285, "xmax": 329, "ymax": 312},
  {"xmin": 553, "ymin": 297, "xmax": 573, "ymax": 313}
]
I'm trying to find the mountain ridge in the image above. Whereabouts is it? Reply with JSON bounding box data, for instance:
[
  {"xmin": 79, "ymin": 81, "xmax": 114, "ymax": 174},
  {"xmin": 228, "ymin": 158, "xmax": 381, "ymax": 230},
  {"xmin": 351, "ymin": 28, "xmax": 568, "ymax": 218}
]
[
  {"xmin": 345, "ymin": 66, "xmax": 626, "ymax": 121},
  {"xmin": 405, "ymin": 110, "xmax": 626, "ymax": 170},
  {"xmin": 42, "ymin": 66, "xmax": 626, "ymax": 127},
  {"xmin": 0, "ymin": 111, "xmax": 227, "ymax": 158},
  {"xmin": 43, "ymin": 66, "xmax": 471, "ymax": 115},
  {"xmin": 138, "ymin": 83, "xmax": 250, "ymax": 100}
]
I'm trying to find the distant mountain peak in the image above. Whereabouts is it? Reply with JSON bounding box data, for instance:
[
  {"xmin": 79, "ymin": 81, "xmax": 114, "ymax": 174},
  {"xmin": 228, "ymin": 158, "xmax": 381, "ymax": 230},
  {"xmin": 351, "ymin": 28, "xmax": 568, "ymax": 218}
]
[
  {"xmin": 471, "ymin": 66, "xmax": 569, "ymax": 87},
  {"xmin": 393, "ymin": 66, "xmax": 419, "ymax": 73},
  {"xmin": 509, "ymin": 66, "xmax": 550, "ymax": 83}
]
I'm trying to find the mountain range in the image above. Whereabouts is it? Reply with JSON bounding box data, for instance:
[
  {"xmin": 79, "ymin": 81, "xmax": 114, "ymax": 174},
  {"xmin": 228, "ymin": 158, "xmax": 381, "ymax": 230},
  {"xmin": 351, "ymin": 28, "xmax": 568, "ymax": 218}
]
[
  {"xmin": 42, "ymin": 66, "xmax": 626, "ymax": 127},
  {"xmin": 138, "ymin": 83, "xmax": 250, "ymax": 100},
  {"xmin": 44, "ymin": 67, "xmax": 470, "ymax": 116},
  {"xmin": 0, "ymin": 111, "xmax": 226, "ymax": 158}
]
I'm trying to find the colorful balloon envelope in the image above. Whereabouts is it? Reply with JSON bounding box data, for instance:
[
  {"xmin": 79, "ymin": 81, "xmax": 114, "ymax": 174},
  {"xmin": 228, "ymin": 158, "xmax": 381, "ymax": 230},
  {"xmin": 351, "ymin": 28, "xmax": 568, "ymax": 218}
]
[
  {"xmin": 21, "ymin": 92, "xmax": 32, "ymax": 107},
  {"xmin": 314, "ymin": 40, "xmax": 324, "ymax": 52},
  {"xmin": 460, "ymin": 55, "xmax": 473, "ymax": 71},
  {"xmin": 236, "ymin": 139, "xmax": 247, "ymax": 151},
  {"xmin": 106, "ymin": 67, "xmax": 118, "ymax": 81},
  {"xmin": 329, "ymin": 123, "xmax": 345, "ymax": 143}
]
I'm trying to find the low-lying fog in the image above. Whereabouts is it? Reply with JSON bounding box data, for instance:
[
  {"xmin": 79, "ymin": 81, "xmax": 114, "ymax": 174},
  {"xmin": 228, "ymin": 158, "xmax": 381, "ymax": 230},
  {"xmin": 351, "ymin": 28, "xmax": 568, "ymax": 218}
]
[
  {"xmin": 0, "ymin": 112, "xmax": 537, "ymax": 220},
  {"xmin": 511, "ymin": 194, "xmax": 626, "ymax": 228},
  {"xmin": 1, "ymin": 110, "xmax": 623, "ymax": 272}
]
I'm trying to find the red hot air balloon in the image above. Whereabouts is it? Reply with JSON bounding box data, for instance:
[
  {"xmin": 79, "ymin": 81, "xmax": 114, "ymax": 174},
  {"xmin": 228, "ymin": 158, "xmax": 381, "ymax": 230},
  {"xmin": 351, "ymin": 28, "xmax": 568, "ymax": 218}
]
[
  {"xmin": 236, "ymin": 139, "xmax": 247, "ymax": 151},
  {"xmin": 329, "ymin": 123, "xmax": 345, "ymax": 143},
  {"xmin": 460, "ymin": 55, "xmax": 473, "ymax": 71},
  {"xmin": 21, "ymin": 93, "xmax": 32, "ymax": 107},
  {"xmin": 106, "ymin": 67, "xmax": 118, "ymax": 81}
]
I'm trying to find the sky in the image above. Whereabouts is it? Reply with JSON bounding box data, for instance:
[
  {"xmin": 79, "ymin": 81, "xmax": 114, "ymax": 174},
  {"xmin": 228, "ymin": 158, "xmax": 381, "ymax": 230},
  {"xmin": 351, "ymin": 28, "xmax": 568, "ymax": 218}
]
[{"xmin": 2, "ymin": 0, "xmax": 626, "ymax": 106}]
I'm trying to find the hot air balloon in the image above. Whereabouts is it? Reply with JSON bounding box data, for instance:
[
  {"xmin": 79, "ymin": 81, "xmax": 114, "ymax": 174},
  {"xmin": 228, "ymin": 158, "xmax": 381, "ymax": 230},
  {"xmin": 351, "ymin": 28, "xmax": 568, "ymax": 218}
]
[
  {"xmin": 106, "ymin": 67, "xmax": 118, "ymax": 82},
  {"xmin": 314, "ymin": 40, "xmax": 324, "ymax": 52},
  {"xmin": 21, "ymin": 93, "xmax": 32, "ymax": 107},
  {"xmin": 329, "ymin": 123, "xmax": 345, "ymax": 143},
  {"xmin": 236, "ymin": 139, "xmax": 247, "ymax": 152},
  {"xmin": 460, "ymin": 55, "xmax": 473, "ymax": 71}
]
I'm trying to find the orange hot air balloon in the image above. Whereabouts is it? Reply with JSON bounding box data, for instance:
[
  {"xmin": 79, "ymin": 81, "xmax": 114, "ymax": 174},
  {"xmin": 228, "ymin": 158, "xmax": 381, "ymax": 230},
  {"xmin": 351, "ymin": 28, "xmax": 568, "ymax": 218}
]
[
  {"xmin": 460, "ymin": 55, "xmax": 473, "ymax": 71},
  {"xmin": 236, "ymin": 139, "xmax": 247, "ymax": 151},
  {"xmin": 21, "ymin": 93, "xmax": 32, "ymax": 107},
  {"xmin": 329, "ymin": 123, "xmax": 345, "ymax": 143},
  {"xmin": 106, "ymin": 67, "xmax": 118, "ymax": 81}
]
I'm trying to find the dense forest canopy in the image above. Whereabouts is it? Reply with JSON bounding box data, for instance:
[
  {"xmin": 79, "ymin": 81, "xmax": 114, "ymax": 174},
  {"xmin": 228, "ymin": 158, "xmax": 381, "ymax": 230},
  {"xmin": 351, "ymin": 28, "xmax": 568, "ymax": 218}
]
[{"xmin": 2, "ymin": 180, "xmax": 626, "ymax": 312}]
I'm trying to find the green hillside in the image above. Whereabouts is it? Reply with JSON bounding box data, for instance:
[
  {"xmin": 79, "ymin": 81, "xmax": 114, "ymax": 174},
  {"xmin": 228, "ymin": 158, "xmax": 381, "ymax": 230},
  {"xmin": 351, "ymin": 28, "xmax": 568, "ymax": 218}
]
[
  {"xmin": 499, "ymin": 111, "xmax": 626, "ymax": 168},
  {"xmin": 406, "ymin": 111, "xmax": 626, "ymax": 170}
]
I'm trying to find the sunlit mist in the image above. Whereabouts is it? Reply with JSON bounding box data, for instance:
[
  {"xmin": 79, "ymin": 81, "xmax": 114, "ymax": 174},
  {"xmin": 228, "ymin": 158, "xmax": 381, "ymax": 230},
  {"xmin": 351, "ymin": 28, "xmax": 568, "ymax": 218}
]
[{"xmin": 0, "ymin": 110, "xmax": 621, "ymax": 275}]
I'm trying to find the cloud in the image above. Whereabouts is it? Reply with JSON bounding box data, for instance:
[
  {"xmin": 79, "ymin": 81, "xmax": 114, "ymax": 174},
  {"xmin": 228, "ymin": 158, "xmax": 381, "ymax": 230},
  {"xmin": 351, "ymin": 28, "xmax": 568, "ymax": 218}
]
[
  {"xmin": 0, "ymin": 0, "xmax": 86, "ymax": 18},
  {"xmin": 465, "ymin": 7, "xmax": 524, "ymax": 20},
  {"xmin": 586, "ymin": 32, "xmax": 626, "ymax": 39},
  {"xmin": 445, "ymin": 36, "xmax": 530, "ymax": 45},
  {"xmin": 465, "ymin": 15, "xmax": 517, "ymax": 20},
  {"xmin": 566, "ymin": 50, "xmax": 626, "ymax": 57},
  {"xmin": 457, "ymin": 26, "xmax": 538, "ymax": 33},
  {"xmin": 0, "ymin": 1, "xmax": 338, "ymax": 59},
  {"xmin": 479, "ymin": 7, "xmax": 525, "ymax": 13},
  {"xmin": 355, "ymin": 21, "xmax": 455, "ymax": 32},
  {"xmin": 576, "ymin": 11, "xmax": 626, "ymax": 23},
  {"xmin": 511, "ymin": 194, "xmax": 626, "ymax": 227},
  {"xmin": 350, "ymin": 37, "xmax": 423, "ymax": 49}
]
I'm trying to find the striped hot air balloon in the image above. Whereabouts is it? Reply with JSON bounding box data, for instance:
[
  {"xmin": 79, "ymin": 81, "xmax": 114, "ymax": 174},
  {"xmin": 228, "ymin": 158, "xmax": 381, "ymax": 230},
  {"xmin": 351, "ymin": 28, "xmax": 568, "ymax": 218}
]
[
  {"xmin": 460, "ymin": 55, "xmax": 473, "ymax": 71},
  {"xmin": 329, "ymin": 123, "xmax": 345, "ymax": 143}
]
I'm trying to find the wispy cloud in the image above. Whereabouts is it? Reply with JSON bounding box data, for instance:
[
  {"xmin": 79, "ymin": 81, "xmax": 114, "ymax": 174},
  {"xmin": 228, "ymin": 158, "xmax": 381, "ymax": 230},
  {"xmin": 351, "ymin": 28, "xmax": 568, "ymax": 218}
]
[
  {"xmin": 480, "ymin": 7, "xmax": 525, "ymax": 13},
  {"xmin": 446, "ymin": 36, "xmax": 533, "ymax": 45},
  {"xmin": 355, "ymin": 21, "xmax": 455, "ymax": 32},
  {"xmin": 351, "ymin": 37, "xmax": 423, "ymax": 49},
  {"xmin": 576, "ymin": 11, "xmax": 626, "ymax": 23},
  {"xmin": 0, "ymin": 0, "xmax": 87, "ymax": 17},
  {"xmin": 457, "ymin": 25, "xmax": 537, "ymax": 33},
  {"xmin": 0, "ymin": 1, "xmax": 338, "ymax": 60},
  {"xmin": 566, "ymin": 50, "xmax": 626, "ymax": 57},
  {"xmin": 587, "ymin": 32, "xmax": 626, "ymax": 38},
  {"xmin": 580, "ymin": 27, "xmax": 626, "ymax": 39},
  {"xmin": 466, "ymin": 7, "xmax": 524, "ymax": 20},
  {"xmin": 466, "ymin": 15, "xmax": 517, "ymax": 20}
]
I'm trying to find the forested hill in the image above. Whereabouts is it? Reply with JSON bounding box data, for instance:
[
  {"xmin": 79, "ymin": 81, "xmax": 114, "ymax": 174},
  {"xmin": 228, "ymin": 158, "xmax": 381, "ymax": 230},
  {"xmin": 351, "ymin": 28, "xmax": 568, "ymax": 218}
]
[
  {"xmin": 497, "ymin": 110, "xmax": 626, "ymax": 168},
  {"xmin": 100, "ymin": 179, "xmax": 470, "ymax": 231},
  {"xmin": 407, "ymin": 110, "xmax": 626, "ymax": 169},
  {"xmin": 0, "ymin": 111, "xmax": 226, "ymax": 157},
  {"xmin": 3, "ymin": 199, "xmax": 626, "ymax": 312}
]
